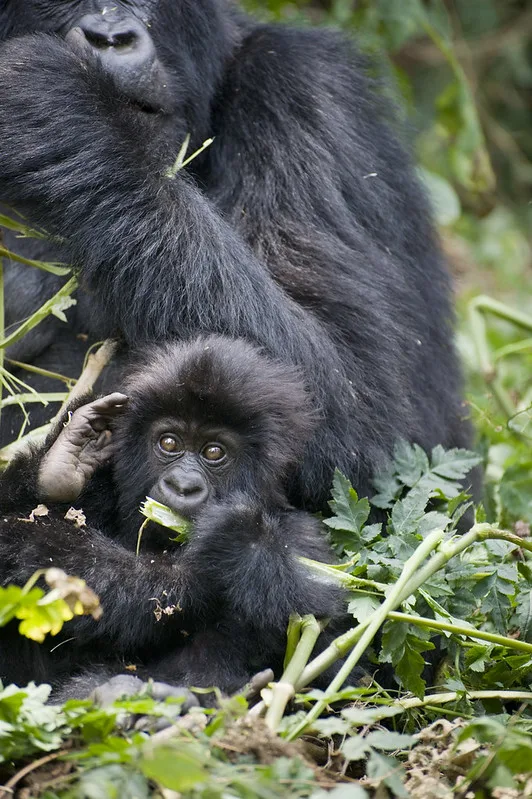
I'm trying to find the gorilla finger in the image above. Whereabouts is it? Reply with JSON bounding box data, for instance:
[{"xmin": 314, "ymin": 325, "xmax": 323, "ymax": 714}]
[
  {"xmin": 149, "ymin": 681, "xmax": 200, "ymax": 713},
  {"xmin": 240, "ymin": 668, "xmax": 274, "ymax": 701},
  {"xmin": 90, "ymin": 393, "xmax": 129, "ymax": 414},
  {"xmin": 87, "ymin": 393, "xmax": 129, "ymax": 430},
  {"xmin": 89, "ymin": 674, "xmax": 145, "ymax": 707}
]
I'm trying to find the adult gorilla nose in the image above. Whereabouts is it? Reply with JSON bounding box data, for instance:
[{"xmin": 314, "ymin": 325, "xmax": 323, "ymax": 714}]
[
  {"xmin": 159, "ymin": 472, "xmax": 210, "ymax": 518},
  {"xmin": 66, "ymin": 14, "xmax": 155, "ymax": 65}
]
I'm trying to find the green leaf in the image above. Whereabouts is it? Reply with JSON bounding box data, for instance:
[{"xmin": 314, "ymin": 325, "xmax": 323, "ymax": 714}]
[
  {"xmin": 76, "ymin": 765, "xmax": 150, "ymax": 799},
  {"xmin": 515, "ymin": 588, "xmax": 532, "ymax": 642},
  {"xmin": 380, "ymin": 622, "xmax": 433, "ymax": 699},
  {"xmin": 0, "ymin": 245, "xmax": 71, "ymax": 276},
  {"xmin": 430, "ymin": 446, "xmax": 482, "ymax": 482},
  {"xmin": 341, "ymin": 735, "xmax": 370, "ymax": 762},
  {"xmin": 325, "ymin": 470, "xmax": 371, "ymax": 551},
  {"xmin": 347, "ymin": 593, "xmax": 381, "ymax": 623},
  {"xmin": 365, "ymin": 730, "xmax": 416, "ymax": 751},
  {"xmin": 392, "ymin": 440, "xmax": 429, "ymax": 487},
  {"xmin": 140, "ymin": 743, "xmax": 208, "ymax": 791},
  {"xmin": 341, "ymin": 706, "xmax": 403, "ymax": 726},
  {"xmin": 390, "ymin": 484, "xmax": 432, "ymax": 535},
  {"xmin": 500, "ymin": 464, "xmax": 532, "ymax": 523},
  {"xmin": 366, "ymin": 750, "xmax": 408, "ymax": 798},
  {"xmin": 418, "ymin": 168, "xmax": 461, "ymax": 226}
]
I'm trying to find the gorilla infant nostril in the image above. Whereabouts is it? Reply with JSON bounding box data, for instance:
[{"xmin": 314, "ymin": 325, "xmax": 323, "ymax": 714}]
[{"xmin": 160, "ymin": 473, "xmax": 210, "ymax": 517}]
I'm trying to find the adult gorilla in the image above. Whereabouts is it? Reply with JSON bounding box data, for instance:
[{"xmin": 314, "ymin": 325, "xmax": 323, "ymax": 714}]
[{"xmin": 0, "ymin": 1, "xmax": 470, "ymax": 506}]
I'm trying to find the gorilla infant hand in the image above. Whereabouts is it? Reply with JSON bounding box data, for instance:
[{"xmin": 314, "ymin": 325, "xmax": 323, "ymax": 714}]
[
  {"xmin": 38, "ymin": 393, "xmax": 128, "ymax": 503},
  {"xmin": 0, "ymin": 336, "xmax": 342, "ymax": 701}
]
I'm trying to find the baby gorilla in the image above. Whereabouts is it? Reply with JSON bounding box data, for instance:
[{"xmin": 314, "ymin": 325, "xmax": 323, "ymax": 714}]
[{"xmin": 0, "ymin": 336, "xmax": 342, "ymax": 702}]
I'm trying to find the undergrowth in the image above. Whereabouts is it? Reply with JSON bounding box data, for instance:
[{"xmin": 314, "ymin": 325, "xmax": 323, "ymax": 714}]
[{"xmin": 2, "ymin": 440, "xmax": 532, "ymax": 797}]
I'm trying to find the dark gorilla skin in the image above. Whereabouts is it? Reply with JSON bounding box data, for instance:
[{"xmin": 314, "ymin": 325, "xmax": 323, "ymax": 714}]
[
  {"xmin": 0, "ymin": 337, "xmax": 344, "ymax": 702},
  {"xmin": 0, "ymin": 0, "xmax": 472, "ymax": 509}
]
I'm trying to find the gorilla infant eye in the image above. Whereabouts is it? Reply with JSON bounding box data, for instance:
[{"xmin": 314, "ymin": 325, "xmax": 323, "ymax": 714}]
[
  {"xmin": 201, "ymin": 444, "xmax": 226, "ymax": 463},
  {"xmin": 158, "ymin": 434, "xmax": 182, "ymax": 454}
]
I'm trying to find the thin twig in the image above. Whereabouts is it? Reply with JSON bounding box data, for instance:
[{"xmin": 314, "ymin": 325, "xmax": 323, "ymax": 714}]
[
  {"xmin": 52, "ymin": 338, "xmax": 117, "ymax": 420},
  {"xmin": 0, "ymin": 749, "xmax": 69, "ymax": 798}
]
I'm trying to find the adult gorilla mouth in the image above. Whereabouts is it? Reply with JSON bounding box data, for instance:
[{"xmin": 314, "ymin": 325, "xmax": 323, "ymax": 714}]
[{"xmin": 65, "ymin": 12, "xmax": 174, "ymax": 114}]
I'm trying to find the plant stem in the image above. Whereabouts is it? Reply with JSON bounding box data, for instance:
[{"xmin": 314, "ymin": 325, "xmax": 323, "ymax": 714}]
[
  {"xmin": 7, "ymin": 358, "xmax": 76, "ymax": 386},
  {"xmin": 395, "ymin": 690, "xmax": 532, "ymax": 712},
  {"xmin": 0, "ymin": 276, "xmax": 78, "ymax": 350},
  {"xmin": 286, "ymin": 523, "xmax": 532, "ymax": 740},
  {"xmin": 1, "ymin": 392, "xmax": 67, "ymax": 407},
  {"xmin": 51, "ymin": 339, "xmax": 117, "ymax": 422},
  {"xmin": 298, "ymin": 524, "xmax": 522, "ymax": 692},
  {"xmin": 265, "ymin": 615, "xmax": 321, "ymax": 732},
  {"xmin": 283, "ymin": 614, "xmax": 304, "ymax": 669},
  {"xmin": 286, "ymin": 529, "xmax": 445, "ymax": 740},
  {"xmin": 299, "ymin": 556, "xmax": 388, "ymax": 592},
  {"xmin": 388, "ymin": 611, "xmax": 532, "ymax": 654}
]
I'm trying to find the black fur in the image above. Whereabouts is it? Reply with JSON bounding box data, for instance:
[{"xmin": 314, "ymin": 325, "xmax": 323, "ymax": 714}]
[
  {"xmin": 0, "ymin": 336, "xmax": 343, "ymax": 698},
  {"xmin": 0, "ymin": 0, "xmax": 471, "ymax": 508}
]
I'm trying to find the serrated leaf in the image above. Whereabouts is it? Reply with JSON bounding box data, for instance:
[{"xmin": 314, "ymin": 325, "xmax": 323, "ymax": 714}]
[
  {"xmin": 365, "ymin": 730, "xmax": 416, "ymax": 751},
  {"xmin": 366, "ymin": 750, "xmax": 408, "ymax": 798},
  {"xmin": 391, "ymin": 484, "xmax": 432, "ymax": 536},
  {"xmin": 515, "ymin": 589, "xmax": 532, "ymax": 642},
  {"xmin": 392, "ymin": 440, "xmax": 430, "ymax": 487},
  {"xmin": 465, "ymin": 645, "xmax": 490, "ymax": 673},
  {"xmin": 141, "ymin": 743, "xmax": 207, "ymax": 791},
  {"xmin": 325, "ymin": 470, "xmax": 371, "ymax": 551},
  {"xmin": 327, "ymin": 470, "xmax": 371, "ymax": 531},
  {"xmin": 341, "ymin": 735, "xmax": 370, "ymax": 762},
  {"xmin": 500, "ymin": 464, "xmax": 532, "ymax": 523},
  {"xmin": 348, "ymin": 593, "xmax": 381, "ymax": 623},
  {"xmin": 312, "ymin": 716, "xmax": 351, "ymax": 737},
  {"xmin": 341, "ymin": 706, "xmax": 403, "ymax": 725},
  {"xmin": 430, "ymin": 446, "xmax": 482, "ymax": 481}
]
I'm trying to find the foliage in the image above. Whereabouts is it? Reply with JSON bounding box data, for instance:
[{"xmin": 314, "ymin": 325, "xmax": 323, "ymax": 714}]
[
  {"xmin": 0, "ymin": 565, "xmax": 101, "ymax": 644},
  {"xmin": 3, "ymin": 444, "xmax": 532, "ymax": 796}
]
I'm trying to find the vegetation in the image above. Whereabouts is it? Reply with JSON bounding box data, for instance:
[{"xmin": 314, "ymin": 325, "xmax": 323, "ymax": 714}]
[{"xmin": 1, "ymin": 0, "xmax": 532, "ymax": 796}]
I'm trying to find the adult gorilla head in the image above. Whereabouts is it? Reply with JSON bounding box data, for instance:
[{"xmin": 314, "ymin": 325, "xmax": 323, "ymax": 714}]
[{"xmin": 0, "ymin": 0, "xmax": 236, "ymax": 142}]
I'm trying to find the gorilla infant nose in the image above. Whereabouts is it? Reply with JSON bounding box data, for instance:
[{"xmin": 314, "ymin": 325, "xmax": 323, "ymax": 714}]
[{"xmin": 157, "ymin": 471, "xmax": 210, "ymax": 518}]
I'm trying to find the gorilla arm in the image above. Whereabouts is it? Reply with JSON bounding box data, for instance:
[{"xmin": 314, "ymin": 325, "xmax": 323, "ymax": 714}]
[
  {"xmin": 185, "ymin": 496, "xmax": 343, "ymax": 632},
  {"xmin": 130, "ymin": 497, "xmax": 344, "ymax": 694}
]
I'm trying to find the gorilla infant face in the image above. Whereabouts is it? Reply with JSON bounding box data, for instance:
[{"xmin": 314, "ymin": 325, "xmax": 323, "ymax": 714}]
[
  {"xmin": 146, "ymin": 415, "xmax": 244, "ymax": 519},
  {"xmin": 111, "ymin": 336, "xmax": 316, "ymax": 543}
]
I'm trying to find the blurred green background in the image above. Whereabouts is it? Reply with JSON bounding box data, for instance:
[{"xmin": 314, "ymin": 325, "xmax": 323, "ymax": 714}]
[{"xmin": 242, "ymin": 0, "xmax": 531, "ymax": 296}]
